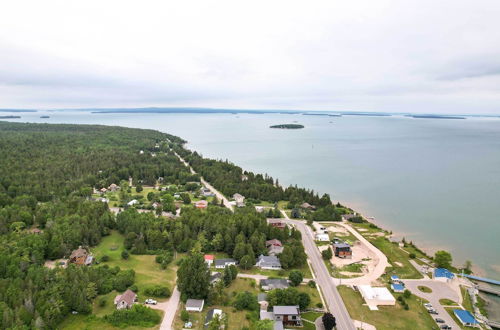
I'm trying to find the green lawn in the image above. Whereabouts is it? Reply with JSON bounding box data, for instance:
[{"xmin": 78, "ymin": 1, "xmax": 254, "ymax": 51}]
[
  {"xmin": 240, "ymin": 263, "xmax": 313, "ymax": 279},
  {"xmin": 418, "ymin": 286, "xmax": 432, "ymax": 293},
  {"xmin": 337, "ymin": 285, "xmax": 436, "ymax": 330},
  {"xmin": 439, "ymin": 298, "xmax": 458, "ymax": 306},
  {"xmin": 460, "ymin": 286, "xmax": 473, "ymax": 311},
  {"xmin": 296, "ymin": 284, "xmax": 323, "ymax": 308},
  {"xmin": 91, "ymin": 231, "xmax": 177, "ymax": 302},
  {"xmin": 369, "ymin": 237, "xmax": 422, "ymax": 279},
  {"xmin": 59, "ymin": 311, "xmax": 163, "ymax": 330},
  {"xmin": 301, "ymin": 312, "xmax": 322, "ymax": 330}
]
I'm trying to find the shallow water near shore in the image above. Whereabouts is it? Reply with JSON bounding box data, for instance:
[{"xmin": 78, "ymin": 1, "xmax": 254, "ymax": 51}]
[{"xmin": 3, "ymin": 110, "xmax": 500, "ymax": 317}]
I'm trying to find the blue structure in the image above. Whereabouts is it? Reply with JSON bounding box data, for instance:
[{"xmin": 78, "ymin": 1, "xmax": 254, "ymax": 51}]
[
  {"xmin": 462, "ymin": 274, "xmax": 500, "ymax": 286},
  {"xmin": 391, "ymin": 275, "xmax": 400, "ymax": 282},
  {"xmin": 391, "ymin": 283, "xmax": 405, "ymax": 293},
  {"xmin": 434, "ymin": 268, "xmax": 454, "ymax": 280},
  {"xmin": 453, "ymin": 309, "xmax": 478, "ymax": 327}
]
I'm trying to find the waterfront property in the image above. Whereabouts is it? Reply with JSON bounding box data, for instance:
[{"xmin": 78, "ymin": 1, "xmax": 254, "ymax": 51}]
[
  {"xmin": 358, "ymin": 285, "xmax": 396, "ymax": 309},
  {"xmin": 453, "ymin": 309, "xmax": 479, "ymax": 327},
  {"xmin": 332, "ymin": 241, "xmax": 352, "ymax": 259},
  {"xmin": 185, "ymin": 299, "xmax": 205, "ymax": 312},
  {"xmin": 434, "ymin": 268, "xmax": 454, "ymax": 282}
]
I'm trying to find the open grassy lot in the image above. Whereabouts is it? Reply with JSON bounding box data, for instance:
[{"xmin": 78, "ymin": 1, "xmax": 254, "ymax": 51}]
[
  {"xmin": 369, "ymin": 237, "xmax": 422, "ymax": 279},
  {"xmin": 300, "ymin": 312, "xmax": 322, "ymax": 330},
  {"xmin": 59, "ymin": 311, "xmax": 163, "ymax": 330},
  {"xmin": 240, "ymin": 263, "xmax": 313, "ymax": 279},
  {"xmin": 91, "ymin": 231, "xmax": 177, "ymax": 302},
  {"xmin": 337, "ymin": 285, "xmax": 436, "ymax": 330},
  {"xmin": 296, "ymin": 284, "xmax": 323, "ymax": 308},
  {"xmin": 460, "ymin": 286, "xmax": 473, "ymax": 311}
]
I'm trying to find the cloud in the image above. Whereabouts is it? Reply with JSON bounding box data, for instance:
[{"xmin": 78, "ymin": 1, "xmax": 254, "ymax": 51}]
[{"xmin": 0, "ymin": 0, "xmax": 499, "ymax": 113}]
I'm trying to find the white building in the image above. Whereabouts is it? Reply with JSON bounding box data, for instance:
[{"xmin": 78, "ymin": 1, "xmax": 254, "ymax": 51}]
[
  {"xmin": 185, "ymin": 299, "xmax": 204, "ymax": 312},
  {"xmin": 315, "ymin": 233, "xmax": 330, "ymax": 242},
  {"xmin": 127, "ymin": 199, "xmax": 139, "ymax": 206},
  {"xmin": 358, "ymin": 285, "xmax": 395, "ymax": 308}
]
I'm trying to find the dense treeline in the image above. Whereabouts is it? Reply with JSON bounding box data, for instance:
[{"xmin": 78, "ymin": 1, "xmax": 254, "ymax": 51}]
[
  {"xmin": 173, "ymin": 146, "xmax": 332, "ymax": 205},
  {"xmin": 0, "ymin": 122, "xmax": 185, "ymax": 329}
]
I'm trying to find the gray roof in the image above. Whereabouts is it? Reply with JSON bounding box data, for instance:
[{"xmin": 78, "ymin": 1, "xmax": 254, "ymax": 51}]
[
  {"xmin": 257, "ymin": 293, "xmax": 268, "ymax": 302},
  {"xmin": 257, "ymin": 255, "xmax": 281, "ymax": 267},
  {"xmin": 214, "ymin": 258, "xmax": 236, "ymax": 267},
  {"xmin": 333, "ymin": 242, "xmax": 351, "ymax": 249},
  {"xmin": 260, "ymin": 279, "xmax": 289, "ymax": 290},
  {"xmin": 210, "ymin": 272, "xmax": 222, "ymax": 283},
  {"xmin": 273, "ymin": 305, "xmax": 300, "ymax": 316},
  {"xmin": 260, "ymin": 311, "xmax": 275, "ymax": 320},
  {"xmin": 186, "ymin": 299, "xmax": 204, "ymax": 309}
]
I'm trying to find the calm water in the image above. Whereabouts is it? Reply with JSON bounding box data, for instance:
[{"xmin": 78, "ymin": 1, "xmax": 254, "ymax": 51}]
[{"xmin": 2, "ymin": 110, "xmax": 500, "ymax": 316}]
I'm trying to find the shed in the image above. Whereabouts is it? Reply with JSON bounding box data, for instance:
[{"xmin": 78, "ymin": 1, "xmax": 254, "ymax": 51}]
[
  {"xmin": 185, "ymin": 299, "xmax": 204, "ymax": 312},
  {"xmin": 391, "ymin": 283, "xmax": 405, "ymax": 293}
]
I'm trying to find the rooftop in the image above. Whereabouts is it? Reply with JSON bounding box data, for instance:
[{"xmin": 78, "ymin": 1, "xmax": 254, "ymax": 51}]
[
  {"xmin": 434, "ymin": 268, "xmax": 454, "ymax": 279},
  {"xmin": 453, "ymin": 309, "xmax": 478, "ymax": 324},
  {"xmin": 273, "ymin": 305, "xmax": 300, "ymax": 316},
  {"xmin": 359, "ymin": 285, "xmax": 395, "ymax": 302},
  {"xmin": 391, "ymin": 284, "xmax": 405, "ymax": 291},
  {"xmin": 186, "ymin": 299, "xmax": 204, "ymax": 309}
]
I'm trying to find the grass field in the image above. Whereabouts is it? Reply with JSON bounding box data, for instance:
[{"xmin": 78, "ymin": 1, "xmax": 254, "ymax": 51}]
[
  {"xmin": 460, "ymin": 286, "xmax": 473, "ymax": 311},
  {"xmin": 296, "ymin": 284, "xmax": 323, "ymax": 308},
  {"xmin": 369, "ymin": 237, "xmax": 422, "ymax": 279},
  {"xmin": 337, "ymin": 285, "xmax": 436, "ymax": 330},
  {"xmin": 59, "ymin": 311, "xmax": 163, "ymax": 330},
  {"xmin": 240, "ymin": 263, "xmax": 313, "ymax": 279},
  {"xmin": 91, "ymin": 231, "xmax": 177, "ymax": 303},
  {"xmin": 301, "ymin": 312, "xmax": 322, "ymax": 330}
]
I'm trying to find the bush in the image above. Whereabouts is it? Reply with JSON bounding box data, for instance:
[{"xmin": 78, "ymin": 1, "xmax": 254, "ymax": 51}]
[
  {"xmin": 144, "ymin": 285, "xmax": 171, "ymax": 298},
  {"xmin": 129, "ymin": 284, "xmax": 138, "ymax": 293},
  {"xmin": 321, "ymin": 247, "xmax": 332, "ymax": 260},
  {"xmin": 288, "ymin": 271, "xmax": 303, "ymax": 286},
  {"xmin": 104, "ymin": 305, "xmax": 160, "ymax": 327},
  {"xmin": 316, "ymin": 302, "xmax": 323, "ymax": 308},
  {"xmin": 121, "ymin": 250, "xmax": 129, "ymax": 260},
  {"xmin": 308, "ymin": 280, "xmax": 316, "ymax": 288},
  {"xmin": 403, "ymin": 289, "xmax": 412, "ymax": 299},
  {"xmin": 409, "ymin": 253, "xmax": 416, "ymax": 259},
  {"xmin": 99, "ymin": 297, "xmax": 107, "ymax": 307},
  {"xmin": 100, "ymin": 255, "xmax": 110, "ymax": 262},
  {"xmin": 180, "ymin": 310, "xmax": 190, "ymax": 322}
]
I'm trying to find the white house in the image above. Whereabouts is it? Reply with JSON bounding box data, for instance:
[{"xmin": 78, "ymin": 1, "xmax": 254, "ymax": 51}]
[
  {"xmin": 127, "ymin": 199, "xmax": 139, "ymax": 206},
  {"xmin": 358, "ymin": 285, "xmax": 395, "ymax": 308},
  {"xmin": 114, "ymin": 289, "xmax": 137, "ymax": 310},
  {"xmin": 315, "ymin": 233, "xmax": 330, "ymax": 242},
  {"xmin": 233, "ymin": 193, "xmax": 245, "ymax": 207},
  {"xmin": 204, "ymin": 255, "xmax": 215, "ymax": 267},
  {"xmin": 214, "ymin": 258, "xmax": 237, "ymax": 269},
  {"xmin": 185, "ymin": 299, "xmax": 204, "ymax": 312},
  {"xmin": 256, "ymin": 255, "xmax": 282, "ymax": 270}
]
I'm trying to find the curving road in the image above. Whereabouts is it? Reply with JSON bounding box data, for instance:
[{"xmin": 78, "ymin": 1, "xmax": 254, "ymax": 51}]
[{"xmin": 282, "ymin": 213, "xmax": 356, "ymax": 330}]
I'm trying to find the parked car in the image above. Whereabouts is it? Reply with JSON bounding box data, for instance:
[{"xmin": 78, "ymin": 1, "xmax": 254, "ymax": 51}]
[
  {"xmin": 428, "ymin": 309, "xmax": 438, "ymax": 315},
  {"xmin": 440, "ymin": 325, "xmax": 451, "ymax": 330},
  {"xmin": 435, "ymin": 318, "xmax": 445, "ymax": 323},
  {"xmin": 145, "ymin": 299, "xmax": 157, "ymax": 305},
  {"xmin": 424, "ymin": 303, "xmax": 433, "ymax": 308}
]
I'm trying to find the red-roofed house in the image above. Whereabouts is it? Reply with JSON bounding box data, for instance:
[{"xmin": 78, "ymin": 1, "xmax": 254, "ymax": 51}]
[
  {"xmin": 266, "ymin": 239, "xmax": 283, "ymax": 248},
  {"xmin": 204, "ymin": 254, "xmax": 215, "ymax": 267},
  {"xmin": 195, "ymin": 200, "xmax": 208, "ymax": 209}
]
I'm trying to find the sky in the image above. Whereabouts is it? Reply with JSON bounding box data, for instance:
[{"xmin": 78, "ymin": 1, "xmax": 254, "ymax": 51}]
[{"xmin": 1, "ymin": 0, "xmax": 500, "ymax": 114}]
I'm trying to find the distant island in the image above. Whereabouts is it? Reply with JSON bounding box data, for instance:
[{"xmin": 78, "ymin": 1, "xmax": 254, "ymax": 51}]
[
  {"xmin": 409, "ymin": 114, "xmax": 466, "ymax": 120},
  {"xmin": 0, "ymin": 115, "xmax": 21, "ymax": 119},
  {"xmin": 270, "ymin": 124, "xmax": 304, "ymax": 129},
  {"xmin": 40, "ymin": 115, "xmax": 50, "ymax": 118}
]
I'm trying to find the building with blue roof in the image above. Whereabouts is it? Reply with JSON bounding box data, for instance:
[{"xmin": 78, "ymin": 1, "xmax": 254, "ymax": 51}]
[
  {"xmin": 390, "ymin": 275, "xmax": 401, "ymax": 283},
  {"xmin": 391, "ymin": 283, "xmax": 405, "ymax": 293},
  {"xmin": 434, "ymin": 268, "xmax": 454, "ymax": 282},
  {"xmin": 453, "ymin": 309, "xmax": 479, "ymax": 327}
]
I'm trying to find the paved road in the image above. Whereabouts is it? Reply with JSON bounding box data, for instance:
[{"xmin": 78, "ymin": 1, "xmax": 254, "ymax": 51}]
[
  {"xmin": 282, "ymin": 214, "xmax": 356, "ymax": 330},
  {"xmin": 151, "ymin": 286, "xmax": 180, "ymax": 330},
  {"xmin": 403, "ymin": 279, "xmax": 461, "ymax": 329}
]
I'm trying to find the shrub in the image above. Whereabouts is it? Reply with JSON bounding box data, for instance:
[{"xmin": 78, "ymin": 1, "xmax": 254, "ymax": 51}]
[
  {"xmin": 121, "ymin": 250, "xmax": 129, "ymax": 260},
  {"xmin": 100, "ymin": 255, "xmax": 110, "ymax": 262},
  {"xmin": 144, "ymin": 285, "xmax": 171, "ymax": 298},
  {"xmin": 409, "ymin": 253, "xmax": 416, "ymax": 259},
  {"xmin": 180, "ymin": 310, "xmax": 190, "ymax": 322},
  {"xmin": 403, "ymin": 289, "xmax": 412, "ymax": 299},
  {"xmin": 308, "ymin": 280, "xmax": 316, "ymax": 288},
  {"xmin": 288, "ymin": 271, "xmax": 304, "ymax": 286},
  {"xmin": 104, "ymin": 305, "xmax": 160, "ymax": 327},
  {"xmin": 99, "ymin": 297, "xmax": 107, "ymax": 307},
  {"xmin": 316, "ymin": 302, "xmax": 323, "ymax": 308}
]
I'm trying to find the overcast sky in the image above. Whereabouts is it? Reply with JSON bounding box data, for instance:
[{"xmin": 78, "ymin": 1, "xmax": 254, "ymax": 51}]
[{"xmin": 1, "ymin": 0, "xmax": 500, "ymax": 114}]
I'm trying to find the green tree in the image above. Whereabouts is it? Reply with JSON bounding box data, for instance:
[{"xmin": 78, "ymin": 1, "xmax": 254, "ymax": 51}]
[
  {"xmin": 322, "ymin": 247, "xmax": 332, "ymax": 260},
  {"xmin": 233, "ymin": 291, "xmax": 258, "ymax": 310},
  {"xmin": 135, "ymin": 184, "xmax": 143, "ymax": 193},
  {"xmin": 288, "ymin": 270, "xmax": 303, "ymax": 286},
  {"xmin": 177, "ymin": 253, "xmax": 210, "ymax": 300},
  {"xmin": 434, "ymin": 250, "xmax": 452, "ymax": 269},
  {"xmin": 240, "ymin": 255, "xmax": 254, "ymax": 270}
]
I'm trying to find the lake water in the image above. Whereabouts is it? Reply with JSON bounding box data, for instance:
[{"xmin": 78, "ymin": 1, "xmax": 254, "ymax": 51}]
[{"xmin": 2, "ymin": 110, "xmax": 500, "ymax": 316}]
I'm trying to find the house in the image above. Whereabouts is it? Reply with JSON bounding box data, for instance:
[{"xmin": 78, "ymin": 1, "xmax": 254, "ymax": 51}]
[
  {"xmin": 210, "ymin": 272, "xmax": 222, "ymax": 284},
  {"xmin": 108, "ymin": 183, "xmax": 120, "ymax": 192},
  {"xmin": 233, "ymin": 193, "xmax": 245, "ymax": 205},
  {"xmin": 256, "ymin": 255, "xmax": 282, "ymax": 270},
  {"xmin": 100, "ymin": 187, "xmax": 107, "ymax": 193},
  {"xmin": 315, "ymin": 233, "xmax": 330, "ymax": 242},
  {"xmin": 114, "ymin": 289, "xmax": 137, "ymax": 310},
  {"xmin": 214, "ymin": 258, "xmax": 237, "ymax": 269},
  {"xmin": 185, "ymin": 299, "xmax": 204, "ymax": 312},
  {"xmin": 258, "ymin": 293, "xmax": 268, "ymax": 310},
  {"xmin": 260, "ymin": 279, "xmax": 289, "ymax": 291},
  {"xmin": 332, "ymin": 241, "xmax": 352, "ymax": 259},
  {"xmin": 342, "ymin": 214, "xmax": 357, "ymax": 221},
  {"xmin": 268, "ymin": 245, "xmax": 284, "ymax": 256},
  {"xmin": 391, "ymin": 283, "xmax": 405, "ymax": 293},
  {"xmin": 453, "ymin": 309, "xmax": 479, "ymax": 327},
  {"xmin": 358, "ymin": 285, "xmax": 396, "ymax": 308},
  {"xmin": 204, "ymin": 254, "xmax": 215, "ymax": 267},
  {"xmin": 69, "ymin": 246, "xmax": 93, "ymax": 266},
  {"xmin": 390, "ymin": 275, "xmax": 402, "ymax": 284},
  {"xmin": 195, "ymin": 200, "xmax": 208, "ymax": 209},
  {"xmin": 152, "ymin": 202, "xmax": 160, "ymax": 209},
  {"xmin": 127, "ymin": 199, "xmax": 139, "ymax": 206},
  {"xmin": 300, "ymin": 202, "xmax": 315, "ymax": 210},
  {"xmin": 273, "ymin": 306, "xmax": 302, "ymax": 327},
  {"xmin": 434, "ymin": 268, "xmax": 454, "ymax": 282},
  {"xmin": 255, "ymin": 206, "xmax": 265, "ymax": 213},
  {"xmin": 266, "ymin": 239, "xmax": 282, "ymax": 247},
  {"xmin": 204, "ymin": 309, "xmax": 223, "ymax": 328},
  {"xmin": 200, "ymin": 188, "xmax": 214, "ymax": 197},
  {"xmin": 267, "ymin": 218, "xmax": 286, "ymax": 229}
]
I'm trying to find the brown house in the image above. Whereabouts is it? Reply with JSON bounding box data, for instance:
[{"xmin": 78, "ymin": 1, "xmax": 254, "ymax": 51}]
[
  {"xmin": 332, "ymin": 242, "xmax": 352, "ymax": 259},
  {"xmin": 114, "ymin": 289, "xmax": 137, "ymax": 310},
  {"xmin": 69, "ymin": 246, "xmax": 93, "ymax": 266}
]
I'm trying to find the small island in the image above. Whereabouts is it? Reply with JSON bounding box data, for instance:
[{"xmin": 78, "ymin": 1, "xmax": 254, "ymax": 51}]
[
  {"xmin": 40, "ymin": 115, "xmax": 50, "ymax": 118},
  {"xmin": 0, "ymin": 115, "xmax": 21, "ymax": 119},
  {"xmin": 270, "ymin": 124, "xmax": 304, "ymax": 129}
]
